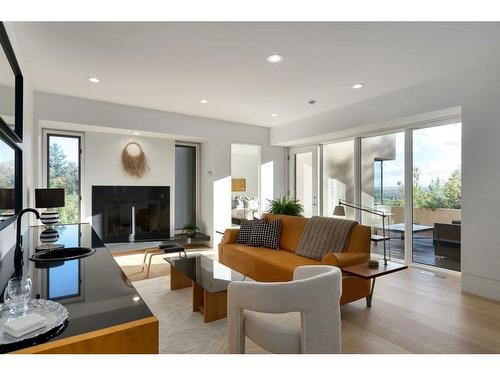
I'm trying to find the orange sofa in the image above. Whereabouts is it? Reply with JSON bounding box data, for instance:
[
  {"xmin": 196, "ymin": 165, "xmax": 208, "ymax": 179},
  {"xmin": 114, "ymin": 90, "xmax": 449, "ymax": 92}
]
[{"xmin": 218, "ymin": 213, "xmax": 372, "ymax": 305}]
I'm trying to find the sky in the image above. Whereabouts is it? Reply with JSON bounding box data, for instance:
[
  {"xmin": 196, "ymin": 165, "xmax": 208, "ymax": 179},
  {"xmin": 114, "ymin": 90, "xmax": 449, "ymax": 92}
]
[
  {"xmin": 381, "ymin": 123, "xmax": 461, "ymax": 187},
  {"xmin": 50, "ymin": 135, "xmax": 79, "ymax": 163},
  {"xmin": 0, "ymin": 138, "xmax": 14, "ymax": 164}
]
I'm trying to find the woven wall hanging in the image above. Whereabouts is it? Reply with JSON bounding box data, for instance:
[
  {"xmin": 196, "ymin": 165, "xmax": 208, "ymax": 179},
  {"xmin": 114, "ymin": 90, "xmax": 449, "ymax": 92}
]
[{"xmin": 121, "ymin": 141, "xmax": 149, "ymax": 178}]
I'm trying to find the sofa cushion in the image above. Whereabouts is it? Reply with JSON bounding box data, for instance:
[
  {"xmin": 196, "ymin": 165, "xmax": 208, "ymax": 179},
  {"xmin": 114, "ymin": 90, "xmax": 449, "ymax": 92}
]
[
  {"xmin": 262, "ymin": 214, "xmax": 308, "ymax": 253},
  {"xmin": 248, "ymin": 219, "xmax": 282, "ymax": 249},
  {"xmin": 222, "ymin": 244, "xmax": 262, "ymax": 277},
  {"xmin": 253, "ymin": 249, "xmax": 320, "ymax": 282},
  {"xmin": 221, "ymin": 244, "xmax": 320, "ymax": 282},
  {"xmin": 236, "ymin": 218, "xmax": 264, "ymax": 244}
]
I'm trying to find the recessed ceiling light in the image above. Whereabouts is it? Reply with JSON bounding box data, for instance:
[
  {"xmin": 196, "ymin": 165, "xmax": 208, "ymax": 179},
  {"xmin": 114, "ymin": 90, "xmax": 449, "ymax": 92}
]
[
  {"xmin": 133, "ymin": 296, "xmax": 140, "ymax": 302},
  {"xmin": 266, "ymin": 54, "xmax": 284, "ymax": 64},
  {"xmin": 351, "ymin": 83, "xmax": 364, "ymax": 89},
  {"xmin": 88, "ymin": 77, "xmax": 100, "ymax": 83},
  {"xmin": 271, "ymin": 113, "xmax": 278, "ymax": 117},
  {"xmin": 200, "ymin": 99, "xmax": 208, "ymax": 104},
  {"xmin": 133, "ymin": 132, "xmax": 141, "ymax": 135}
]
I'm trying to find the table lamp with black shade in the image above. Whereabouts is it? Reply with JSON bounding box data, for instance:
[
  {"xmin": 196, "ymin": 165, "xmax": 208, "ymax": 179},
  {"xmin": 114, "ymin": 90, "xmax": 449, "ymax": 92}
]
[
  {"xmin": 334, "ymin": 199, "xmax": 390, "ymax": 266},
  {"xmin": 35, "ymin": 188, "xmax": 65, "ymax": 226}
]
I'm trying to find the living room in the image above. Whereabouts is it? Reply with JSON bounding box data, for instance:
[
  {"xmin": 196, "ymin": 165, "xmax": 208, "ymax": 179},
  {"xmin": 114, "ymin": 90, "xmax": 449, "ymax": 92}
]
[{"xmin": 1, "ymin": 1, "xmax": 500, "ymax": 374}]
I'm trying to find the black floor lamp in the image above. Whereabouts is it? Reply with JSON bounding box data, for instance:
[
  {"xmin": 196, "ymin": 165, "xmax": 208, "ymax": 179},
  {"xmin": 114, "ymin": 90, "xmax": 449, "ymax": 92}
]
[{"xmin": 333, "ymin": 199, "xmax": 390, "ymax": 266}]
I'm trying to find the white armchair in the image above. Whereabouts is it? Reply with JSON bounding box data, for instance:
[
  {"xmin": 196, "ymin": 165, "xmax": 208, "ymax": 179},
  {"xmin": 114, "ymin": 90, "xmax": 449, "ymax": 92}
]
[{"xmin": 227, "ymin": 265, "xmax": 342, "ymax": 354}]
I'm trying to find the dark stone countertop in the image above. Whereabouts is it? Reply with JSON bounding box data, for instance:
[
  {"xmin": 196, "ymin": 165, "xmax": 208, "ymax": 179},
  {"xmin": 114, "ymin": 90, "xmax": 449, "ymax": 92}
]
[{"xmin": 0, "ymin": 223, "xmax": 154, "ymax": 353}]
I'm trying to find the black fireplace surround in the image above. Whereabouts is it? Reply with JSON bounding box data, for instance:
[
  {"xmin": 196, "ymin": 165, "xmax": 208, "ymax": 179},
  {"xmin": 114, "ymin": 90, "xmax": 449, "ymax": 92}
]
[{"xmin": 91, "ymin": 185, "xmax": 170, "ymax": 243}]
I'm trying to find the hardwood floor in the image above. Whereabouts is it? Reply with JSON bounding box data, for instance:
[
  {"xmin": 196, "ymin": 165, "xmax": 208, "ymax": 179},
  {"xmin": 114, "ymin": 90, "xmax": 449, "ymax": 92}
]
[
  {"xmin": 340, "ymin": 267, "xmax": 500, "ymax": 353},
  {"xmin": 118, "ymin": 248, "xmax": 500, "ymax": 353}
]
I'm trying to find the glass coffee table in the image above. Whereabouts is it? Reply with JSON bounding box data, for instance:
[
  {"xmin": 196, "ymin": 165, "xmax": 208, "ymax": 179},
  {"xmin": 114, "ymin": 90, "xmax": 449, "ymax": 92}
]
[{"xmin": 165, "ymin": 254, "xmax": 248, "ymax": 322}]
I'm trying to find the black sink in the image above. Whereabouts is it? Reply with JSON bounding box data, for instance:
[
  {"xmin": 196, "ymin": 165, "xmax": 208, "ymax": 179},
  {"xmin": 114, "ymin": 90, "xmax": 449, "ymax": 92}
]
[{"xmin": 29, "ymin": 247, "xmax": 96, "ymax": 262}]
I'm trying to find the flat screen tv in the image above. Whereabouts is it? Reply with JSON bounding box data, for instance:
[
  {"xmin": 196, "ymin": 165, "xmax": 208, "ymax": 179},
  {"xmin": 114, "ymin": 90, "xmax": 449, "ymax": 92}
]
[{"xmin": 92, "ymin": 185, "xmax": 170, "ymax": 243}]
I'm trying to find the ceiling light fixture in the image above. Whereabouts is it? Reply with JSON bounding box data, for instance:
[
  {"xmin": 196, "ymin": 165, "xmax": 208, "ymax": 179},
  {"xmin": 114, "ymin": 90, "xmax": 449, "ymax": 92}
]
[
  {"xmin": 271, "ymin": 113, "xmax": 278, "ymax": 117},
  {"xmin": 133, "ymin": 132, "xmax": 141, "ymax": 135},
  {"xmin": 351, "ymin": 83, "xmax": 364, "ymax": 89},
  {"xmin": 266, "ymin": 54, "xmax": 284, "ymax": 64},
  {"xmin": 200, "ymin": 99, "xmax": 208, "ymax": 104},
  {"xmin": 88, "ymin": 77, "xmax": 100, "ymax": 83}
]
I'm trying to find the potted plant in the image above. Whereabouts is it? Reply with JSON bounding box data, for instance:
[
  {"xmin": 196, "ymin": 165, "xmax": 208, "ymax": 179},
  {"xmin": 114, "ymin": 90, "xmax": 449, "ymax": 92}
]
[
  {"xmin": 266, "ymin": 196, "xmax": 304, "ymax": 217},
  {"xmin": 183, "ymin": 223, "xmax": 199, "ymax": 244}
]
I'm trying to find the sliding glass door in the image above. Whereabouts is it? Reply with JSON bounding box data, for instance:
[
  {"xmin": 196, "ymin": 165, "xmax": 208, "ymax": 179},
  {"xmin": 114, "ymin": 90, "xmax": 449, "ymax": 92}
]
[
  {"xmin": 412, "ymin": 123, "xmax": 462, "ymax": 271},
  {"xmin": 288, "ymin": 119, "xmax": 462, "ymax": 272},
  {"xmin": 322, "ymin": 140, "xmax": 355, "ymax": 219},
  {"xmin": 361, "ymin": 132, "xmax": 405, "ymax": 261},
  {"xmin": 290, "ymin": 146, "xmax": 318, "ymax": 217}
]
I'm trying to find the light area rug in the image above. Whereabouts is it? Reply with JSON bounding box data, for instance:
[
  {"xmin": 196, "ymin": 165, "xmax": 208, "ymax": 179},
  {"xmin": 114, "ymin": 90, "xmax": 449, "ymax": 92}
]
[
  {"xmin": 132, "ymin": 275, "xmax": 268, "ymax": 354},
  {"xmin": 125, "ymin": 249, "xmax": 410, "ymax": 354}
]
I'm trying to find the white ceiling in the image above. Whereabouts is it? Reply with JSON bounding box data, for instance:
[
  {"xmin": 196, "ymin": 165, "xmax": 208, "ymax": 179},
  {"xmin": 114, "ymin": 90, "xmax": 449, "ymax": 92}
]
[{"xmin": 11, "ymin": 22, "xmax": 500, "ymax": 127}]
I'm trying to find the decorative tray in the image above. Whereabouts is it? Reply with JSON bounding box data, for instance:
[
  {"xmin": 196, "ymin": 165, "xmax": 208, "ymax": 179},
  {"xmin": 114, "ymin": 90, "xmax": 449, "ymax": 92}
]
[{"xmin": 0, "ymin": 299, "xmax": 68, "ymax": 353}]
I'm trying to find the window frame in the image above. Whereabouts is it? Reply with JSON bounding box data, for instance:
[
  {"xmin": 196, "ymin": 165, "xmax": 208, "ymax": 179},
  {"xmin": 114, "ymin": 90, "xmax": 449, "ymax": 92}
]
[{"xmin": 42, "ymin": 129, "xmax": 84, "ymax": 224}]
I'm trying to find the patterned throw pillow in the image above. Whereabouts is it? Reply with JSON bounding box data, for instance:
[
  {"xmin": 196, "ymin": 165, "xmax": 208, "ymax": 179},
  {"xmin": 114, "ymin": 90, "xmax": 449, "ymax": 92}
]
[
  {"xmin": 236, "ymin": 218, "xmax": 264, "ymax": 244},
  {"xmin": 248, "ymin": 219, "xmax": 282, "ymax": 249}
]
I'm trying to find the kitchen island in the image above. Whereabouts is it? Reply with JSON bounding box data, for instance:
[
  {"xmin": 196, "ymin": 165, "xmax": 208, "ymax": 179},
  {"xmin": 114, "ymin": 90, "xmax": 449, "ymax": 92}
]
[{"xmin": 0, "ymin": 224, "xmax": 158, "ymax": 354}]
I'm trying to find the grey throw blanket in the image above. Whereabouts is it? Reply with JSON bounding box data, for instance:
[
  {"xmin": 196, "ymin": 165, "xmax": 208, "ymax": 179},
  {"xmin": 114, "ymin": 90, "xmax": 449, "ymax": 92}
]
[{"xmin": 295, "ymin": 216, "xmax": 358, "ymax": 260}]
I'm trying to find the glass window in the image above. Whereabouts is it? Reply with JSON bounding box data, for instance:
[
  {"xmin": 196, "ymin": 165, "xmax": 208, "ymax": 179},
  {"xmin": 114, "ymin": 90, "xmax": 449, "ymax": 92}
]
[
  {"xmin": 47, "ymin": 134, "xmax": 81, "ymax": 224},
  {"xmin": 323, "ymin": 140, "xmax": 355, "ymax": 219},
  {"xmin": 362, "ymin": 132, "xmax": 405, "ymax": 261},
  {"xmin": 0, "ymin": 137, "xmax": 16, "ymax": 222},
  {"xmin": 412, "ymin": 123, "xmax": 461, "ymax": 271}
]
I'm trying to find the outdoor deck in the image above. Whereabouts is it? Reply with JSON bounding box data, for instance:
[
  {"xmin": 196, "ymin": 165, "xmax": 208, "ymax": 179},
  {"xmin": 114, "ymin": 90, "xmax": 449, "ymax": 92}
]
[{"xmin": 371, "ymin": 233, "xmax": 460, "ymax": 271}]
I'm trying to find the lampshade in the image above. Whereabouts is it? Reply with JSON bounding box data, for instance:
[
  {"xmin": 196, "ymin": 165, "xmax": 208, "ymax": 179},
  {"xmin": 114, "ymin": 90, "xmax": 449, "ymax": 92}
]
[
  {"xmin": 35, "ymin": 188, "xmax": 65, "ymax": 208},
  {"xmin": 0, "ymin": 188, "xmax": 15, "ymax": 209},
  {"xmin": 333, "ymin": 205, "xmax": 346, "ymax": 216}
]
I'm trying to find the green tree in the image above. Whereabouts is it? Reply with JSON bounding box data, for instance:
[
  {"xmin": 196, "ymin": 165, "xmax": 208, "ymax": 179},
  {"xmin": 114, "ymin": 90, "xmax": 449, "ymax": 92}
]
[
  {"xmin": 48, "ymin": 143, "xmax": 79, "ymax": 223},
  {"xmin": 385, "ymin": 167, "xmax": 461, "ymax": 210},
  {"xmin": 0, "ymin": 161, "xmax": 15, "ymax": 187},
  {"xmin": 443, "ymin": 169, "xmax": 461, "ymax": 209}
]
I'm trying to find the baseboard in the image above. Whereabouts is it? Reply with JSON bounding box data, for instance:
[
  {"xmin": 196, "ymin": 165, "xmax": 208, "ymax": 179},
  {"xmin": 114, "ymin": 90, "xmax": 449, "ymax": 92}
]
[{"xmin": 462, "ymin": 273, "xmax": 500, "ymax": 301}]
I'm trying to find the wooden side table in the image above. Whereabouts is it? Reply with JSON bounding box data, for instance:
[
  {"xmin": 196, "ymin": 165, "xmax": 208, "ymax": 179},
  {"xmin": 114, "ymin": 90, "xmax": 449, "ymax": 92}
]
[{"xmin": 342, "ymin": 261, "xmax": 408, "ymax": 307}]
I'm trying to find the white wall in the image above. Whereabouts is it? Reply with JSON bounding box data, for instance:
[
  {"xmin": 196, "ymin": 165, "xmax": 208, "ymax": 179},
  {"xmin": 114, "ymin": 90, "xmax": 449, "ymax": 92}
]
[
  {"xmin": 231, "ymin": 153, "xmax": 260, "ymax": 199},
  {"xmin": 271, "ymin": 61, "xmax": 500, "ymax": 301},
  {"xmin": 32, "ymin": 92, "xmax": 287, "ymax": 247},
  {"xmin": 82, "ymin": 132, "xmax": 175, "ymax": 235}
]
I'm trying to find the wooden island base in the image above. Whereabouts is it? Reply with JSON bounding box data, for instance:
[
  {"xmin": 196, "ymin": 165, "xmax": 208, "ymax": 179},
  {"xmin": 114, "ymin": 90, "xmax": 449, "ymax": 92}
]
[{"xmin": 13, "ymin": 317, "xmax": 159, "ymax": 354}]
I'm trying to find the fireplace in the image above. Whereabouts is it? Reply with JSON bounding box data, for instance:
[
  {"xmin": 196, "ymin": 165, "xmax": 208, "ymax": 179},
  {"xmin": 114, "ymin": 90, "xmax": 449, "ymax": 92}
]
[{"xmin": 92, "ymin": 186, "xmax": 170, "ymax": 243}]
